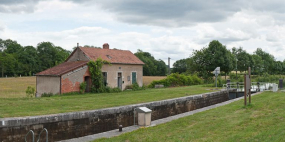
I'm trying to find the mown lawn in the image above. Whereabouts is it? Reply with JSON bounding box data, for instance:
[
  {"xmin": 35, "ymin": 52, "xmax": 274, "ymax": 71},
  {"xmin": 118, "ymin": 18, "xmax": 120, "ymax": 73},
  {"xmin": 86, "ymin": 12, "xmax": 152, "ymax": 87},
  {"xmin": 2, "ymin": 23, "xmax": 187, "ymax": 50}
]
[
  {"xmin": 0, "ymin": 85, "xmax": 215, "ymax": 118},
  {"xmin": 95, "ymin": 91, "xmax": 285, "ymax": 142}
]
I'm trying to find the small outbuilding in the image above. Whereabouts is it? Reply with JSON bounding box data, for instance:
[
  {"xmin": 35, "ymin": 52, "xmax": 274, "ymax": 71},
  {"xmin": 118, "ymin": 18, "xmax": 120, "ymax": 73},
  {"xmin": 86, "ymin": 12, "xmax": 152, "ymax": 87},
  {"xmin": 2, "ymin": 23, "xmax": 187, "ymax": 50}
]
[{"xmin": 36, "ymin": 43, "xmax": 144, "ymax": 96}]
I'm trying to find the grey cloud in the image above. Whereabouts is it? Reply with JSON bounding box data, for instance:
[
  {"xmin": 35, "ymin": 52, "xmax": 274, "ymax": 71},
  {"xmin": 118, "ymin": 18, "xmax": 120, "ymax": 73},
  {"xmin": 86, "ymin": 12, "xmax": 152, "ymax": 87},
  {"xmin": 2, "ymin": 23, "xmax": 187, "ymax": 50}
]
[
  {"xmin": 0, "ymin": 0, "xmax": 40, "ymax": 13},
  {"xmin": 64, "ymin": 0, "xmax": 243, "ymax": 27},
  {"xmin": 65, "ymin": 0, "xmax": 285, "ymax": 27}
]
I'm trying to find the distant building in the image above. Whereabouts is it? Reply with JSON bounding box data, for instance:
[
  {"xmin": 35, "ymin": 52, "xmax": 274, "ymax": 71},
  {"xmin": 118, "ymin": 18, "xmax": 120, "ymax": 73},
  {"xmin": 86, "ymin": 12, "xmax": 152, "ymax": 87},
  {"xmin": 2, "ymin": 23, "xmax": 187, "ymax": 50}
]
[{"xmin": 36, "ymin": 43, "xmax": 144, "ymax": 96}]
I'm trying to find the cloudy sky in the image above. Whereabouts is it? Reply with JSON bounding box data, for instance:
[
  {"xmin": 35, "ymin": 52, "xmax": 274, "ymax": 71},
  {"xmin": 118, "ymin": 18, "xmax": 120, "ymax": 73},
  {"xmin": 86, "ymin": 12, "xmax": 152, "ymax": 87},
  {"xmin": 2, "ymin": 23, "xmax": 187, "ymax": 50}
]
[{"xmin": 1, "ymin": 0, "xmax": 285, "ymax": 66}]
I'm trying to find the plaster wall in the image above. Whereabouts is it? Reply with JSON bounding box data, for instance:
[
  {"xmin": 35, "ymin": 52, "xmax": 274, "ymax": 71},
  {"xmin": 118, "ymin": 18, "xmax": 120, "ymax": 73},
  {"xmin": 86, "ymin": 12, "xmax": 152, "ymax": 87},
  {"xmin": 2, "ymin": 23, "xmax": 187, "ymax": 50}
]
[
  {"xmin": 102, "ymin": 64, "xmax": 143, "ymax": 90},
  {"xmin": 36, "ymin": 76, "xmax": 60, "ymax": 96},
  {"xmin": 66, "ymin": 48, "xmax": 89, "ymax": 62}
]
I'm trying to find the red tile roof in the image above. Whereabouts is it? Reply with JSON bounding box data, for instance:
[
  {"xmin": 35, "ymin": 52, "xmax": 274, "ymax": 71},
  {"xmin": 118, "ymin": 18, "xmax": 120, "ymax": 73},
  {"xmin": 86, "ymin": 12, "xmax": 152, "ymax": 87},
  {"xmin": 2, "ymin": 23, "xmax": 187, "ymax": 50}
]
[
  {"xmin": 80, "ymin": 47, "xmax": 144, "ymax": 65},
  {"xmin": 36, "ymin": 61, "xmax": 88, "ymax": 76}
]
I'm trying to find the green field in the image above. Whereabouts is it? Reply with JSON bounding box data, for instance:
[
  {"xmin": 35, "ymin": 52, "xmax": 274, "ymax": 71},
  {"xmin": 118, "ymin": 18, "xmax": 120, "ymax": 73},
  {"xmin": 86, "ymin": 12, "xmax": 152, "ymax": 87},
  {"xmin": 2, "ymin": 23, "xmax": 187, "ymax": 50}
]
[
  {"xmin": 95, "ymin": 91, "xmax": 285, "ymax": 142},
  {"xmin": 0, "ymin": 85, "xmax": 216, "ymax": 118},
  {"xmin": 0, "ymin": 77, "xmax": 36, "ymax": 98}
]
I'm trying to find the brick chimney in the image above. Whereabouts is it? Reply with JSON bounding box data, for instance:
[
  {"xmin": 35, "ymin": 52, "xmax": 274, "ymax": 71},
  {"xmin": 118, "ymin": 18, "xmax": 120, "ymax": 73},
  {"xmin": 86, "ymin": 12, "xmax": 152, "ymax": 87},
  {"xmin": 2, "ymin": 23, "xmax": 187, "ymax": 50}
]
[{"xmin": 103, "ymin": 43, "xmax": 109, "ymax": 49}]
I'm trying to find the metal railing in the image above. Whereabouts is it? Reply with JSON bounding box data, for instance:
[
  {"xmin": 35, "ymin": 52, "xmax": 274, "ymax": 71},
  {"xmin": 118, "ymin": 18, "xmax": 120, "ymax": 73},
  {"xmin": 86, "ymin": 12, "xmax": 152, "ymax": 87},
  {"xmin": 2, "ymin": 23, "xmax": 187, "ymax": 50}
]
[
  {"xmin": 223, "ymin": 82, "xmax": 273, "ymax": 92},
  {"xmin": 37, "ymin": 128, "xmax": 48, "ymax": 142},
  {"xmin": 25, "ymin": 128, "xmax": 48, "ymax": 142},
  {"xmin": 25, "ymin": 130, "xmax": 35, "ymax": 142}
]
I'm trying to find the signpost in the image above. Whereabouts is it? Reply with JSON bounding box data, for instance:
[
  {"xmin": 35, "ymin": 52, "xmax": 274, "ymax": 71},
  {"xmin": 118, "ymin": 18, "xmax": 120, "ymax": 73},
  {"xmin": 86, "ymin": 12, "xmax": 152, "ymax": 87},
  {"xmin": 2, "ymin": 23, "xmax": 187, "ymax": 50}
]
[
  {"xmin": 212, "ymin": 67, "xmax": 220, "ymax": 88},
  {"xmin": 244, "ymin": 67, "xmax": 251, "ymax": 106}
]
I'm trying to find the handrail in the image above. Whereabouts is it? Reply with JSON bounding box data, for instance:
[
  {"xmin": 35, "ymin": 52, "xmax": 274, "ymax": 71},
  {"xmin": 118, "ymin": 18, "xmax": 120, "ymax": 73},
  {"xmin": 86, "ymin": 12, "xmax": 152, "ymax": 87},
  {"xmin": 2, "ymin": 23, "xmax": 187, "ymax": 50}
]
[
  {"xmin": 223, "ymin": 82, "xmax": 273, "ymax": 91},
  {"xmin": 25, "ymin": 130, "xmax": 35, "ymax": 142},
  {"xmin": 37, "ymin": 128, "xmax": 48, "ymax": 142}
]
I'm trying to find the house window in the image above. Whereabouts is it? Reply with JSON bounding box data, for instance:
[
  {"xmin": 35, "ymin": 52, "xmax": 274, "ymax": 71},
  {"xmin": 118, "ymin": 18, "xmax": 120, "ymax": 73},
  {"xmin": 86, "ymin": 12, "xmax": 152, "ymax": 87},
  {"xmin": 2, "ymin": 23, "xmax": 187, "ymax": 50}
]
[
  {"xmin": 102, "ymin": 72, "xmax": 107, "ymax": 86},
  {"xmin": 127, "ymin": 76, "xmax": 130, "ymax": 81}
]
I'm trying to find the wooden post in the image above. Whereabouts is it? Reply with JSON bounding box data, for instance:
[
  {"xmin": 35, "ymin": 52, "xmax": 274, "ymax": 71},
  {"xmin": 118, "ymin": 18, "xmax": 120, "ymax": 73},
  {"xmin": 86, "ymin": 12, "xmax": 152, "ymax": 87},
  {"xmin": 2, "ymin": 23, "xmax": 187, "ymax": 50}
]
[
  {"xmin": 244, "ymin": 74, "xmax": 247, "ymax": 106},
  {"xmin": 248, "ymin": 67, "xmax": 251, "ymax": 104}
]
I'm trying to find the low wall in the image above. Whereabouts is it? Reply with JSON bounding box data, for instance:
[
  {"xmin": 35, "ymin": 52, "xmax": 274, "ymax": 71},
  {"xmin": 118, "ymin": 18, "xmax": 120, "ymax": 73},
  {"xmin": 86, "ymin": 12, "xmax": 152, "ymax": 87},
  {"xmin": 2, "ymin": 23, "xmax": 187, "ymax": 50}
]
[{"xmin": 0, "ymin": 89, "xmax": 232, "ymax": 142}]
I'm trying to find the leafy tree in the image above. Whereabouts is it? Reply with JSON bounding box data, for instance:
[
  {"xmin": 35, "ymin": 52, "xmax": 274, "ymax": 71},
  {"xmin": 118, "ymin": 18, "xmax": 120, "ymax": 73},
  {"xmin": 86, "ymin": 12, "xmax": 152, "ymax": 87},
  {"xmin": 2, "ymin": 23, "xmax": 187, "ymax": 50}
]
[
  {"xmin": 37, "ymin": 42, "xmax": 70, "ymax": 71},
  {"xmin": 251, "ymin": 54, "xmax": 263, "ymax": 75},
  {"xmin": 172, "ymin": 58, "xmax": 191, "ymax": 74},
  {"xmin": 232, "ymin": 47, "xmax": 251, "ymax": 73},
  {"xmin": 191, "ymin": 40, "xmax": 234, "ymax": 81},
  {"xmin": 135, "ymin": 49, "xmax": 167, "ymax": 76},
  {"xmin": 0, "ymin": 52, "xmax": 17, "ymax": 77},
  {"xmin": 254, "ymin": 48, "xmax": 275, "ymax": 74}
]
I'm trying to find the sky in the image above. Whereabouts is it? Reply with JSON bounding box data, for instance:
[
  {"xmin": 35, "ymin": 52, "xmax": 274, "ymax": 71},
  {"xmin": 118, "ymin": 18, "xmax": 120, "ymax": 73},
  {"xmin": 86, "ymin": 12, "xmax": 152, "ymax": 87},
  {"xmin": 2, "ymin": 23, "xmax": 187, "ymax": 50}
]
[{"xmin": 1, "ymin": 0, "xmax": 285, "ymax": 66}]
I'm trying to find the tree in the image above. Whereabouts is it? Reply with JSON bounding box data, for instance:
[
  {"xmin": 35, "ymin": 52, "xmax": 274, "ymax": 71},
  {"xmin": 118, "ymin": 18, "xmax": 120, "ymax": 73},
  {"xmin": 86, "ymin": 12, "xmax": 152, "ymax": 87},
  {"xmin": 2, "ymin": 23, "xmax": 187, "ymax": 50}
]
[
  {"xmin": 251, "ymin": 54, "xmax": 263, "ymax": 75},
  {"xmin": 172, "ymin": 58, "xmax": 191, "ymax": 74},
  {"xmin": 232, "ymin": 47, "xmax": 251, "ymax": 73},
  {"xmin": 254, "ymin": 48, "xmax": 275, "ymax": 74},
  {"xmin": 192, "ymin": 40, "xmax": 234, "ymax": 78},
  {"xmin": 190, "ymin": 40, "xmax": 234, "ymax": 81},
  {"xmin": 134, "ymin": 49, "xmax": 167, "ymax": 76},
  {"xmin": 37, "ymin": 42, "xmax": 70, "ymax": 71}
]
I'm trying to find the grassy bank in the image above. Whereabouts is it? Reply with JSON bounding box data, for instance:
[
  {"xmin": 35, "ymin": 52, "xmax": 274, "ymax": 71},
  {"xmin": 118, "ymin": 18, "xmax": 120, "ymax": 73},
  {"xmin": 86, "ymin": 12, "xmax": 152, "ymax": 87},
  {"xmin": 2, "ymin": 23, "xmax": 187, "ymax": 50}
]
[
  {"xmin": 95, "ymin": 91, "xmax": 285, "ymax": 142},
  {"xmin": 0, "ymin": 85, "xmax": 215, "ymax": 118}
]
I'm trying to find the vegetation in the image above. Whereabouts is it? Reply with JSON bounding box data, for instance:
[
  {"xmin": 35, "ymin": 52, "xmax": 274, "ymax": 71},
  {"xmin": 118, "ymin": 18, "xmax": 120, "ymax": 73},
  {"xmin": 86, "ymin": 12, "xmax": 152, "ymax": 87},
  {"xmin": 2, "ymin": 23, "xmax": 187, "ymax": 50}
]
[
  {"xmin": 95, "ymin": 91, "xmax": 285, "ymax": 142},
  {"xmin": 0, "ymin": 77, "xmax": 36, "ymax": 98},
  {"xmin": 0, "ymin": 76, "xmax": 165, "ymax": 98},
  {"xmin": 25, "ymin": 86, "xmax": 35, "ymax": 98},
  {"xmin": 143, "ymin": 76, "xmax": 167, "ymax": 86},
  {"xmin": 41, "ymin": 93, "xmax": 53, "ymax": 97},
  {"xmin": 87, "ymin": 58, "xmax": 109, "ymax": 93},
  {"xmin": 172, "ymin": 40, "xmax": 285, "ymax": 84},
  {"xmin": 0, "ymin": 85, "xmax": 215, "ymax": 118},
  {"xmin": 0, "ymin": 38, "xmax": 71, "ymax": 77},
  {"xmin": 125, "ymin": 82, "xmax": 146, "ymax": 91},
  {"xmin": 148, "ymin": 73, "xmax": 202, "ymax": 88},
  {"xmin": 135, "ymin": 49, "xmax": 167, "ymax": 76},
  {"xmin": 79, "ymin": 82, "xmax": 87, "ymax": 94}
]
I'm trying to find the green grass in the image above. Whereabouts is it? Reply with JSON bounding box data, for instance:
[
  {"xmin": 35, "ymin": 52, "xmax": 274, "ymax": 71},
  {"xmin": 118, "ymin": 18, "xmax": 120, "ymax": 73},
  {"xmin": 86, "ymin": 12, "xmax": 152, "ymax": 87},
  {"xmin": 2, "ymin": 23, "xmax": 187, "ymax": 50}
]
[
  {"xmin": 0, "ymin": 85, "xmax": 215, "ymax": 118},
  {"xmin": 0, "ymin": 76, "xmax": 36, "ymax": 98},
  {"xmin": 95, "ymin": 91, "xmax": 285, "ymax": 142}
]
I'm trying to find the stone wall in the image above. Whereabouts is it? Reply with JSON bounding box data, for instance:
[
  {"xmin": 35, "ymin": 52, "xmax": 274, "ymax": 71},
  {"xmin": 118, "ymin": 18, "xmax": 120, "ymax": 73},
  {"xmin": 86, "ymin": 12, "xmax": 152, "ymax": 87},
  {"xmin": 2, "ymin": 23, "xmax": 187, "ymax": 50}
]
[{"xmin": 0, "ymin": 89, "xmax": 232, "ymax": 142}]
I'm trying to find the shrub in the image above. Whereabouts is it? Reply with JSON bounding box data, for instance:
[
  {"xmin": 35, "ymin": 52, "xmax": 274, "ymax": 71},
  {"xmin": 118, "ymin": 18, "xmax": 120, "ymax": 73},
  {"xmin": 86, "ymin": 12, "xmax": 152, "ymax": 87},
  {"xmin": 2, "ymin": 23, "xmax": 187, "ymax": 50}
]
[
  {"xmin": 25, "ymin": 86, "xmax": 35, "ymax": 98},
  {"xmin": 41, "ymin": 93, "xmax": 53, "ymax": 97},
  {"xmin": 110, "ymin": 87, "xmax": 122, "ymax": 93},
  {"xmin": 148, "ymin": 73, "xmax": 203, "ymax": 88},
  {"xmin": 79, "ymin": 82, "xmax": 87, "ymax": 94}
]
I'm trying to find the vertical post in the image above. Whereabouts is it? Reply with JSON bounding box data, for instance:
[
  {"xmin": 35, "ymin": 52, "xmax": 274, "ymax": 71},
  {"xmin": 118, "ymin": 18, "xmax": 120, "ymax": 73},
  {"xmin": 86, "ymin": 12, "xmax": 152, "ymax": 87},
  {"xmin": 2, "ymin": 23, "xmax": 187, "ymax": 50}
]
[
  {"xmin": 215, "ymin": 71, "xmax": 217, "ymax": 88},
  {"xmin": 168, "ymin": 57, "xmax": 171, "ymax": 75},
  {"xmin": 248, "ymin": 67, "xmax": 251, "ymax": 104},
  {"xmin": 244, "ymin": 74, "xmax": 246, "ymax": 106}
]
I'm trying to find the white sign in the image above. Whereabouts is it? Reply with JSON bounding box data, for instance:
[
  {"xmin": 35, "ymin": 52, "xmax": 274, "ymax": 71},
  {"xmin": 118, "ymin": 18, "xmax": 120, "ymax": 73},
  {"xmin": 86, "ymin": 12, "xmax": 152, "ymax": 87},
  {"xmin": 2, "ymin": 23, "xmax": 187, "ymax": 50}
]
[{"xmin": 212, "ymin": 67, "xmax": 220, "ymax": 74}]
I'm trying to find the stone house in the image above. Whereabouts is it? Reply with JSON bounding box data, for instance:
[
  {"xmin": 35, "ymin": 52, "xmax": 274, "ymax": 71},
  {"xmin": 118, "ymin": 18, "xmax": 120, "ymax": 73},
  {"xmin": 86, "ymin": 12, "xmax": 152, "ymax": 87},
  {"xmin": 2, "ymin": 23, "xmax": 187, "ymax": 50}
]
[{"xmin": 35, "ymin": 43, "xmax": 144, "ymax": 96}]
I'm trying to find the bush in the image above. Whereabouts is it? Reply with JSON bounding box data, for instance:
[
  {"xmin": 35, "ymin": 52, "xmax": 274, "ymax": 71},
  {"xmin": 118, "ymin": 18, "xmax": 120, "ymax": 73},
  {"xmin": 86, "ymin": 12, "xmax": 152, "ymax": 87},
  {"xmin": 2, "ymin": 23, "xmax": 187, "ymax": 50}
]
[
  {"xmin": 148, "ymin": 73, "xmax": 203, "ymax": 88},
  {"xmin": 25, "ymin": 86, "xmax": 35, "ymax": 98},
  {"xmin": 41, "ymin": 93, "xmax": 53, "ymax": 97},
  {"xmin": 79, "ymin": 82, "xmax": 87, "ymax": 94}
]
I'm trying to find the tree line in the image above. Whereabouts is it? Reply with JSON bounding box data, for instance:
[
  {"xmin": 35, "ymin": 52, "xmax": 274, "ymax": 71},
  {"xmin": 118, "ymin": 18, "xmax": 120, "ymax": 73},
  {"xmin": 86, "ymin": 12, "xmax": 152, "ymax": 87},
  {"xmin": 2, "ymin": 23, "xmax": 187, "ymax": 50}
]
[
  {"xmin": 172, "ymin": 40, "xmax": 285, "ymax": 81},
  {"xmin": 0, "ymin": 38, "xmax": 168, "ymax": 77},
  {"xmin": 4, "ymin": 38, "xmax": 278, "ymax": 79},
  {"xmin": 0, "ymin": 38, "xmax": 71, "ymax": 77}
]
